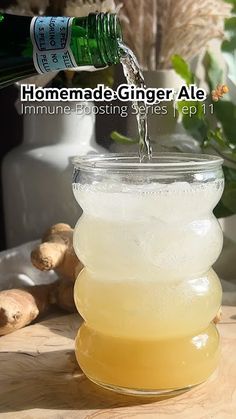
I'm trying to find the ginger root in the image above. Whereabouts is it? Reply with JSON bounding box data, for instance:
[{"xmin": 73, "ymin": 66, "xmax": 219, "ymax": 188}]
[
  {"xmin": 0, "ymin": 284, "xmax": 56, "ymax": 336},
  {"xmin": 31, "ymin": 223, "xmax": 83, "ymax": 282},
  {"xmin": 0, "ymin": 280, "xmax": 76, "ymax": 336},
  {"xmin": 0, "ymin": 223, "xmax": 83, "ymax": 336}
]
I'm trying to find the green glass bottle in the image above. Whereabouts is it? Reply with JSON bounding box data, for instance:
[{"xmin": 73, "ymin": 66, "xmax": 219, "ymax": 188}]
[{"xmin": 0, "ymin": 13, "xmax": 123, "ymax": 88}]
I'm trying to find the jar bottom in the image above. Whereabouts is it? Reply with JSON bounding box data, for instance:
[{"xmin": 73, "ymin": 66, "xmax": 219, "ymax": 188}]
[
  {"xmin": 75, "ymin": 323, "xmax": 220, "ymax": 396},
  {"xmin": 86, "ymin": 376, "xmax": 200, "ymax": 397}
]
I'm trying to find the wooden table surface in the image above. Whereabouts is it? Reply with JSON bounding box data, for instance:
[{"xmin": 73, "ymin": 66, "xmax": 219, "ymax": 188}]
[{"xmin": 0, "ymin": 306, "xmax": 236, "ymax": 419}]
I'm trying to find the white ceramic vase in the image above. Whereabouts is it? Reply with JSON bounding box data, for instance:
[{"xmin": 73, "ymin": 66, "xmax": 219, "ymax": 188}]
[{"xmin": 2, "ymin": 101, "xmax": 104, "ymax": 247}]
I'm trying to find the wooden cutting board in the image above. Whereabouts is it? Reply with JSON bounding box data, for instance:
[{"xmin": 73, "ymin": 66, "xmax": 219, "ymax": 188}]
[{"xmin": 0, "ymin": 306, "xmax": 236, "ymax": 419}]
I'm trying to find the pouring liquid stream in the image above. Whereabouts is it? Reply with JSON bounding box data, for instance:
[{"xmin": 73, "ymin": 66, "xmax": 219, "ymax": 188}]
[{"xmin": 119, "ymin": 43, "xmax": 152, "ymax": 162}]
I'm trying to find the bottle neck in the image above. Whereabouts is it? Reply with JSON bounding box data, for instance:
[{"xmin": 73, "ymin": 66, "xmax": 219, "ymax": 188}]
[
  {"xmin": 70, "ymin": 13, "xmax": 123, "ymax": 69},
  {"xmin": 92, "ymin": 13, "xmax": 122, "ymax": 67}
]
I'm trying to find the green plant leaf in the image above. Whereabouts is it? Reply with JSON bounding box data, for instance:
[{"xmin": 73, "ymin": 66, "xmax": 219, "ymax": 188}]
[
  {"xmin": 214, "ymin": 167, "xmax": 236, "ymax": 216},
  {"xmin": 171, "ymin": 55, "xmax": 194, "ymax": 85},
  {"xmin": 110, "ymin": 131, "xmax": 138, "ymax": 144},
  {"xmin": 206, "ymin": 128, "xmax": 230, "ymax": 149},
  {"xmin": 177, "ymin": 101, "xmax": 208, "ymax": 143},
  {"xmin": 224, "ymin": 0, "xmax": 236, "ymax": 12},
  {"xmin": 222, "ymin": 17, "xmax": 236, "ymax": 84},
  {"xmin": 225, "ymin": 17, "xmax": 236, "ymax": 36},
  {"xmin": 214, "ymin": 200, "xmax": 234, "ymax": 218},
  {"xmin": 172, "ymin": 55, "xmax": 209, "ymax": 144},
  {"xmin": 204, "ymin": 51, "xmax": 223, "ymax": 91},
  {"xmin": 222, "ymin": 180, "xmax": 236, "ymax": 213},
  {"xmin": 222, "ymin": 41, "xmax": 236, "ymax": 84},
  {"xmin": 224, "ymin": 166, "xmax": 236, "ymax": 181},
  {"xmin": 214, "ymin": 101, "xmax": 236, "ymax": 144}
]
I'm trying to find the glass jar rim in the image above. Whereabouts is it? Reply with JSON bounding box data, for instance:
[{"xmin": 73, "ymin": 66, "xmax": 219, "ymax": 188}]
[{"xmin": 72, "ymin": 153, "xmax": 223, "ymax": 173}]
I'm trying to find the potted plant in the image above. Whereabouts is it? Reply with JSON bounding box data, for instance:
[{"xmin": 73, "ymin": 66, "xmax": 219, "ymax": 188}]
[{"xmin": 111, "ymin": 0, "xmax": 231, "ymax": 149}]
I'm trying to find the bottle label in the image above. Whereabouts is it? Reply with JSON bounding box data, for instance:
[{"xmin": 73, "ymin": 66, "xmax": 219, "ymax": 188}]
[{"xmin": 30, "ymin": 16, "xmax": 77, "ymax": 74}]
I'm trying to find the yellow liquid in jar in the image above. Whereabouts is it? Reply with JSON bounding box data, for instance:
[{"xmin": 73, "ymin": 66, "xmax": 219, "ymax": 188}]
[
  {"xmin": 74, "ymin": 268, "xmax": 221, "ymax": 391},
  {"xmin": 75, "ymin": 322, "xmax": 219, "ymax": 391},
  {"xmin": 74, "ymin": 268, "xmax": 222, "ymax": 340}
]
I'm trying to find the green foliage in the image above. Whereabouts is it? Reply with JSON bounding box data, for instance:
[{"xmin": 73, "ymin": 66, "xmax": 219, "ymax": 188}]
[
  {"xmin": 172, "ymin": 55, "xmax": 208, "ymax": 145},
  {"xmin": 110, "ymin": 6, "xmax": 236, "ymax": 218},
  {"xmin": 110, "ymin": 131, "xmax": 138, "ymax": 144},
  {"xmin": 204, "ymin": 51, "xmax": 223, "ymax": 90},
  {"xmin": 214, "ymin": 101, "xmax": 236, "ymax": 144},
  {"xmin": 223, "ymin": 184, "xmax": 236, "ymax": 213},
  {"xmin": 224, "ymin": 0, "xmax": 236, "ymax": 14},
  {"xmin": 177, "ymin": 102, "xmax": 208, "ymax": 144},
  {"xmin": 171, "ymin": 55, "xmax": 194, "ymax": 85},
  {"xmin": 222, "ymin": 17, "xmax": 236, "ymax": 83},
  {"xmin": 172, "ymin": 51, "xmax": 236, "ymax": 218},
  {"xmin": 215, "ymin": 166, "xmax": 236, "ymax": 217}
]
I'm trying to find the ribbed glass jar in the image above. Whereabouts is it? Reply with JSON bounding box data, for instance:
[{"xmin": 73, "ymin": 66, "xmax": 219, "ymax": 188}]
[{"xmin": 72, "ymin": 153, "xmax": 224, "ymax": 396}]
